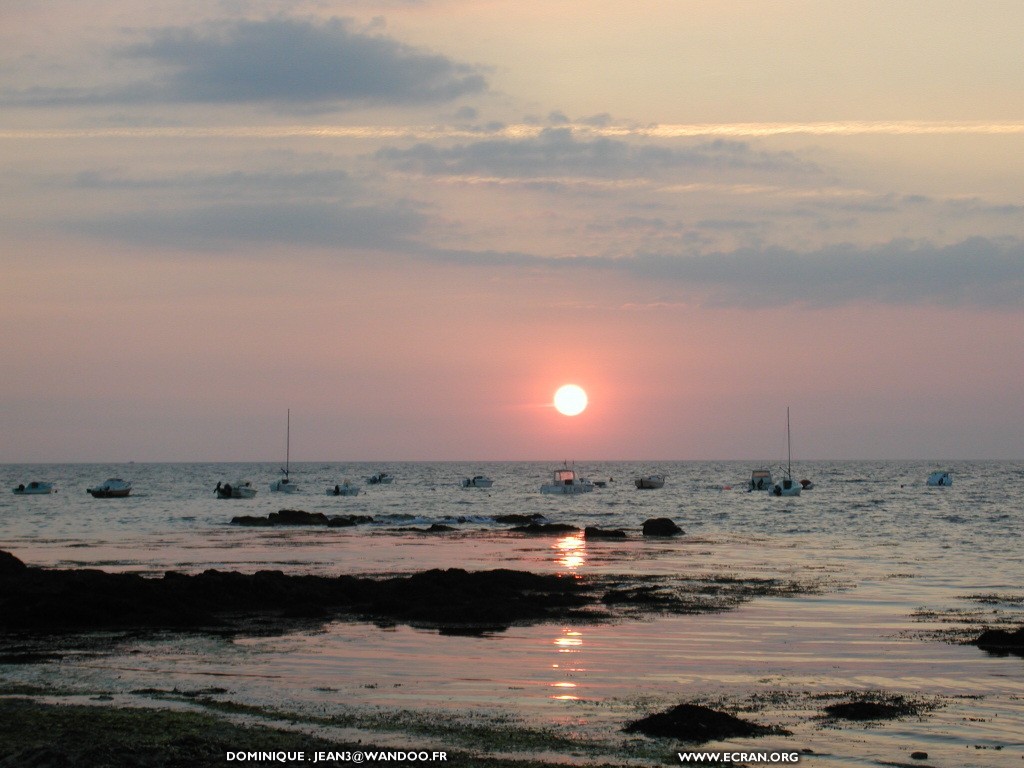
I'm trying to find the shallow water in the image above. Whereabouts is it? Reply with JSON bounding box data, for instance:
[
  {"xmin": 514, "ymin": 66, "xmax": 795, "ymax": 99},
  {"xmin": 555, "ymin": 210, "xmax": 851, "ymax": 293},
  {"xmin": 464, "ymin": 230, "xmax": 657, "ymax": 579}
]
[{"xmin": 2, "ymin": 461, "xmax": 1024, "ymax": 765}]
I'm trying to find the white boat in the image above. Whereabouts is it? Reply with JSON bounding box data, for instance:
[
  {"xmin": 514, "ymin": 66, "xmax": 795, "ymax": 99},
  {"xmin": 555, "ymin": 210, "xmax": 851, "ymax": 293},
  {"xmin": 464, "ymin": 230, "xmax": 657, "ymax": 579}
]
[
  {"xmin": 270, "ymin": 409, "xmax": 298, "ymax": 493},
  {"xmin": 748, "ymin": 468, "xmax": 773, "ymax": 491},
  {"xmin": 12, "ymin": 481, "xmax": 55, "ymax": 495},
  {"xmin": 634, "ymin": 474, "xmax": 666, "ymax": 489},
  {"xmin": 461, "ymin": 475, "xmax": 494, "ymax": 488},
  {"xmin": 365, "ymin": 472, "xmax": 394, "ymax": 485},
  {"xmin": 215, "ymin": 480, "xmax": 258, "ymax": 499},
  {"xmin": 87, "ymin": 478, "xmax": 132, "ymax": 498},
  {"xmin": 540, "ymin": 465, "xmax": 595, "ymax": 494},
  {"xmin": 926, "ymin": 471, "xmax": 952, "ymax": 487},
  {"xmin": 770, "ymin": 407, "xmax": 801, "ymax": 497},
  {"xmin": 326, "ymin": 481, "xmax": 360, "ymax": 497}
]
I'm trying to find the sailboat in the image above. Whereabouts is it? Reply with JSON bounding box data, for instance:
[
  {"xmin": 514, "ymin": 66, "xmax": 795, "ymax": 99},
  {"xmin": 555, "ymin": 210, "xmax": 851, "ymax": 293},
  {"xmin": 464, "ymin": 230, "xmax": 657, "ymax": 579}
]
[
  {"xmin": 771, "ymin": 407, "xmax": 801, "ymax": 497},
  {"xmin": 269, "ymin": 409, "xmax": 298, "ymax": 493}
]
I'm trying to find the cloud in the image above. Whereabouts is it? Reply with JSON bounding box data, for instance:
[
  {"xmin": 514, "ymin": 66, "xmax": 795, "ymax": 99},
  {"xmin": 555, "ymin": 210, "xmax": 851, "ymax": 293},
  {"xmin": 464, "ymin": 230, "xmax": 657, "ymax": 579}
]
[
  {"xmin": 68, "ymin": 199, "xmax": 425, "ymax": 252},
  {"xmin": 376, "ymin": 128, "xmax": 815, "ymax": 178},
  {"xmin": 6, "ymin": 17, "xmax": 487, "ymax": 110},
  {"xmin": 426, "ymin": 237, "xmax": 1024, "ymax": 310},
  {"xmin": 627, "ymin": 237, "xmax": 1024, "ymax": 308}
]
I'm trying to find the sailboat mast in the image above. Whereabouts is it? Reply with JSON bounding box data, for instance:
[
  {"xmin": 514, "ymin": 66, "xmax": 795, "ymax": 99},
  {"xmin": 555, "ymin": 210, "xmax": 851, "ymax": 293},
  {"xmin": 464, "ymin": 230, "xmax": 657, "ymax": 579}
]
[
  {"xmin": 285, "ymin": 408, "xmax": 290, "ymax": 477},
  {"xmin": 786, "ymin": 406, "xmax": 792, "ymax": 477}
]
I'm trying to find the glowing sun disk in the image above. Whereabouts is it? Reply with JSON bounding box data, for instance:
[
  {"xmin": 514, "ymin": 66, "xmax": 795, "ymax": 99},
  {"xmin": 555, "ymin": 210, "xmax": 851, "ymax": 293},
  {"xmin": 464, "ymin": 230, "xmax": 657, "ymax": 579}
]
[{"xmin": 553, "ymin": 384, "xmax": 588, "ymax": 416}]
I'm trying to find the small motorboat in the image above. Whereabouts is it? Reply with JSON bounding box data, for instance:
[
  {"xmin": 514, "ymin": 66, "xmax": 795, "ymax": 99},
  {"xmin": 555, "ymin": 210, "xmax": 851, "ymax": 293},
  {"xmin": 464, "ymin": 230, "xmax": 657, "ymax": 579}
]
[
  {"xmin": 540, "ymin": 465, "xmax": 594, "ymax": 494},
  {"xmin": 366, "ymin": 472, "xmax": 394, "ymax": 485},
  {"xmin": 87, "ymin": 478, "xmax": 132, "ymax": 498},
  {"xmin": 748, "ymin": 468, "xmax": 773, "ymax": 491},
  {"xmin": 926, "ymin": 471, "xmax": 952, "ymax": 487},
  {"xmin": 634, "ymin": 474, "xmax": 666, "ymax": 489},
  {"xmin": 12, "ymin": 481, "xmax": 55, "ymax": 495},
  {"xmin": 461, "ymin": 475, "xmax": 494, "ymax": 488},
  {"xmin": 326, "ymin": 481, "xmax": 360, "ymax": 497},
  {"xmin": 216, "ymin": 481, "xmax": 258, "ymax": 499}
]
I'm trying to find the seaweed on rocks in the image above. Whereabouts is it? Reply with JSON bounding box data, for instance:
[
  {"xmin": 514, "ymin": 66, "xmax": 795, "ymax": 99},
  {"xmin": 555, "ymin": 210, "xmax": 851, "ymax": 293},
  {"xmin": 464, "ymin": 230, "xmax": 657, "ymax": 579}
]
[
  {"xmin": 972, "ymin": 624, "xmax": 1024, "ymax": 656},
  {"xmin": 508, "ymin": 523, "xmax": 580, "ymax": 535},
  {"xmin": 641, "ymin": 518, "xmax": 683, "ymax": 536},
  {"xmin": 624, "ymin": 703, "xmax": 788, "ymax": 743},
  {"xmin": 0, "ymin": 551, "xmax": 829, "ymax": 639},
  {"xmin": 584, "ymin": 526, "xmax": 627, "ymax": 539},
  {"xmin": 230, "ymin": 510, "xmax": 373, "ymax": 527},
  {"xmin": 821, "ymin": 692, "xmax": 928, "ymax": 721},
  {"xmin": 0, "ymin": 551, "xmax": 588, "ymax": 634}
]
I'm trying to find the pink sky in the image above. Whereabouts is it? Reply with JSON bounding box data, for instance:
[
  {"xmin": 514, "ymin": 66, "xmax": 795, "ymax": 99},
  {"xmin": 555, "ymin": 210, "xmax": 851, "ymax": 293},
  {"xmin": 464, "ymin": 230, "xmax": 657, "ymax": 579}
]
[{"xmin": 1, "ymin": 2, "xmax": 1022, "ymax": 461}]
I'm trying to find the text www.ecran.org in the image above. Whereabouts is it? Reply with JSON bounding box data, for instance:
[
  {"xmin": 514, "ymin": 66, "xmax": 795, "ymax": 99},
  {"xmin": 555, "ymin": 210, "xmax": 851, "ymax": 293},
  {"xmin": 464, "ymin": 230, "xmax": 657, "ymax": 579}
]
[{"xmin": 678, "ymin": 751, "xmax": 800, "ymax": 764}]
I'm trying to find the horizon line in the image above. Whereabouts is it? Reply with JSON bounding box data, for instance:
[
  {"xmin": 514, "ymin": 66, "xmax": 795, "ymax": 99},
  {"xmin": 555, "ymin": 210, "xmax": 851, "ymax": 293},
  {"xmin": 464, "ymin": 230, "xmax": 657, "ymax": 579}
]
[{"xmin": 5, "ymin": 120, "xmax": 1024, "ymax": 141}]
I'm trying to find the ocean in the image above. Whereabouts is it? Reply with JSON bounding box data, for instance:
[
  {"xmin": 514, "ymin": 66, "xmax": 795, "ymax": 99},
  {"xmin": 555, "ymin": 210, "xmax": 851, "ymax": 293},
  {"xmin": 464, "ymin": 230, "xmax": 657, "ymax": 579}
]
[{"xmin": 2, "ymin": 460, "xmax": 1023, "ymax": 765}]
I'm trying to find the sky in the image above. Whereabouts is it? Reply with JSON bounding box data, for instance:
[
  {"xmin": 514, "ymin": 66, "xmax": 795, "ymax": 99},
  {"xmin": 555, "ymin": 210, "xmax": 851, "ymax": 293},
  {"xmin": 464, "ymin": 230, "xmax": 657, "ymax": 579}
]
[{"xmin": 2, "ymin": 0, "xmax": 1022, "ymax": 462}]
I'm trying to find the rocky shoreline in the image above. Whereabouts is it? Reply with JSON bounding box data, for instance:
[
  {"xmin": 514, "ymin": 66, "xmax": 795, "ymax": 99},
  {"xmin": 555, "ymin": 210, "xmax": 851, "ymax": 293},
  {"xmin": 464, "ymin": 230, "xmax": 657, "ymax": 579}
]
[
  {"xmin": 0, "ymin": 549, "xmax": 820, "ymax": 638},
  {"xmin": 2, "ymin": 546, "xmax": 1017, "ymax": 766}
]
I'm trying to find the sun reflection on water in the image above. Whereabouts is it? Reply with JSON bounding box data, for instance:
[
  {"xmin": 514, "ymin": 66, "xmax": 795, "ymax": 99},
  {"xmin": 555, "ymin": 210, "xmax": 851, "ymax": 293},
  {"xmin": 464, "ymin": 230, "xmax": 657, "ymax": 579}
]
[
  {"xmin": 552, "ymin": 534, "xmax": 586, "ymax": 574},
  {"xmin": 549, "ymin": 627, "xmax": 585, "ymax": 700}
]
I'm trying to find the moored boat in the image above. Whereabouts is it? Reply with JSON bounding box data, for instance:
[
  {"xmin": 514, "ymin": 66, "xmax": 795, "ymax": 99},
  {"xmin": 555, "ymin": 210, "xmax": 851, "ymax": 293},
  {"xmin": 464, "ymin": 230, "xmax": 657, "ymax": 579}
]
[
  {"xmin": 540, "ymin": 465, "xmax": 595, "ymax": 494},
  {"xmin": 770, "ymin": 408, "xmax": 801, "ymax": 497},
  {"xmin": 926, "ymin": 471, "xmax": 952, "ymax": 487},
  {"xmin": 748, "ymin": 468, "xmax": 773, "ymax": 491},
  {"xmin": 12, "ymin": 481, "xmax": 55, "ymax": 495},
  {"xmin": 634, "ymin": 474, "xmax": 666, "ymax": 489},
  {"xmin": 366, "ymin": 472, "xmax": 394, "ymax": 485},
  {"xmin": 87, "ymin": 478, "xmax": 132, "ymax": 498},
  {"xmin": 461, "ymin": 475, "xmax": 494, "ymax": 488},
  {"xmin": 327, "ymin": 481, "xmax": 360, "ymax": 497},
  {"xmin": 270, "ymin": 409, "xmax": 299, "ymax": 493},
  {"xmin": 215, "ymin": 481, "xmax": 258, "ymax": 499}
]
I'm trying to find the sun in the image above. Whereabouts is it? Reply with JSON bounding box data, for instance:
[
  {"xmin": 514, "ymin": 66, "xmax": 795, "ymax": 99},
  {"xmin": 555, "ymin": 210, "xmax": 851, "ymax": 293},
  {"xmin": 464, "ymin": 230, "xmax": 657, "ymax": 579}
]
[{"xmin": 553, "ymin": 384, "xmax": 588, "ymax": 416}]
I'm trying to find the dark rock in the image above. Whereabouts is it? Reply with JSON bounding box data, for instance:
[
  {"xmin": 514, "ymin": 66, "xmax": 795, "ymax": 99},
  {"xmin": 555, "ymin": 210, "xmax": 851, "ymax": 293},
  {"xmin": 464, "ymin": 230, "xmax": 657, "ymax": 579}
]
[
  {"xmin": 584, "ymin": 526, "xmax": 627, "ymax": 539},
  {"xmin": 232, "ymin": 511, "xmax": 373, "ymax": 528},
  {"xmin": 642, "ymin": 518, "xmax": 683, "ymax": 536},
  {"xmin": 624, "ymin": 703, "xmax": 784, "ymax": 743},
  {"xmin": 0, "ymin": 551, "xmax": 588, "ymax": 633},
  {"xmin": 509, "ymin": 523, "xmax": 580, "ymax": 534},
  {"xmin": 326, "ymin": 515, "xmax": 374, "ymax": 527},
  {"xmin": 268, "ymin": 509, "xmax": 329, "ymax": 525},
  {"xmin": 973, "ymin": 625, "xmax": 1024, "ymax": 653},
  {"xmin": 0, "ymin": 550, "xmax": 28, "ymax": 576},
  {"xmin": 823, "ymin": 696, "xmax": 920, "ymax": 721},
  {"xmin": 910, "ymin": 751, "xmax": 929, "ymax": 760},
  {"xmin": 494, "ymin": 513, "xmax": 545, "ymax": 524}
]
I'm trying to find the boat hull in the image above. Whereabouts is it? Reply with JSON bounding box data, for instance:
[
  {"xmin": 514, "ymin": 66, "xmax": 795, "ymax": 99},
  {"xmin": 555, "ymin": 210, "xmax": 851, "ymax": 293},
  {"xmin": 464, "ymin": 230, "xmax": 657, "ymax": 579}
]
[
  {"xmin": 771, "ymin": 478, "xmax": 801, "ymax": 497},
  {"xmin": 12, "ymin": 482, "xmax": 55, "ymax": 495},
  {"xmin": 88, "ymin": 489, "xmax": 131, "ymax": 498},
  {"xmin": 634, "ymin": 475, "xmax": 665, "ymax": 489},
  {"xmin": 87, "ymin": 478, "xmax": 131, "ymax": 498},
  {"xmin": 217, "ymin": 482, "xmax": 257, "ymax": 499}
]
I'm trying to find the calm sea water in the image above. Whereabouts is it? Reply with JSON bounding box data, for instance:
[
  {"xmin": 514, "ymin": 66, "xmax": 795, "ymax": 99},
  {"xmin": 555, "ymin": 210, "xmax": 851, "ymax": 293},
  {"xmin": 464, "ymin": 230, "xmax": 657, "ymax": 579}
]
[{"xmin": 2, "ymin": 460, "xmax": 1023, "ymax": 765}]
